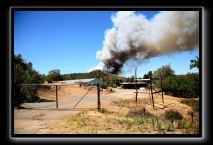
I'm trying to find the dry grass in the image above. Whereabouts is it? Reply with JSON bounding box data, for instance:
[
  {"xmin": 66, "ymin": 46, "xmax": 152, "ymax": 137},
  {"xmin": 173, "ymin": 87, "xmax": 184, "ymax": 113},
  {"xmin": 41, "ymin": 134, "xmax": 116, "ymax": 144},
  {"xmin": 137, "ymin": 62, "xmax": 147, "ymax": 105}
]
[
  {"xmin": 62, "ymin": 98, "xmax": 199, "ymax": 134},
  {"xmin": 15, "ymin": 87, "xmax": 199, "ymax": 134}
]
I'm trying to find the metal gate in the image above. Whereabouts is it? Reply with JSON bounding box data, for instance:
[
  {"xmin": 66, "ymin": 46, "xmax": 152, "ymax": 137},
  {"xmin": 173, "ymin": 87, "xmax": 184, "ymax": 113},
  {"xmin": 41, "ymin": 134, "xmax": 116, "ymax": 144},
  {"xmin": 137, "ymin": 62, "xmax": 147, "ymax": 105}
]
[{"xmin": 19, "ymin": 83, "xmax": 101, "ymax": 110}]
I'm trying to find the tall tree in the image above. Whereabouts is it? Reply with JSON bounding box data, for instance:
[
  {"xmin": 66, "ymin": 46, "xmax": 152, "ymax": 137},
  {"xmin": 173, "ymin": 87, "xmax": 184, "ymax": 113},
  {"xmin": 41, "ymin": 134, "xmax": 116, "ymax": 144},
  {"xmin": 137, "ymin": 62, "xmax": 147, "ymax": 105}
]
[
  {"xmin": 153, "ymin": 64, "xmax": 175, "ymax": 78},
  {"xmin": 46, "ymin": 69, "xmax": 62, "ymax": 83},
  {"xmin": 14, "ymin": 54, "xmax": 42, "ymax": 106},
  {"xmin": 143, "ymin": 71, "xmax": 153, "ymax": 79}
]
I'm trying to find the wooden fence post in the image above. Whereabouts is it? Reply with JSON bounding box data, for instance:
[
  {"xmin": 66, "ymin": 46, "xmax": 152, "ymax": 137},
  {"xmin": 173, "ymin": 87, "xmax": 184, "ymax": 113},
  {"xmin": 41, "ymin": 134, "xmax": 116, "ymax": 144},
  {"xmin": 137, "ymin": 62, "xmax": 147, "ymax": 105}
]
[
  {"xmin": 97, "ymin": 83, "xmax": 101, "ymax": 111},
  {"xmin": 135, "ymin": 67, "xmax": 138, "ymax": 103},
  {"xmin": 160, "ymin": 75, "xmax": 164, "ymax": 104},
  {"xmin": 55, "ymin": 85, "xmax": 58, "ymax": 109},
  {"xmin": 191, "ymin": 112, "xmax": 194, "ymax": 123},
  {"xmin": 150, "ymin": 78, "xmax": 154, "ymax": 109}
]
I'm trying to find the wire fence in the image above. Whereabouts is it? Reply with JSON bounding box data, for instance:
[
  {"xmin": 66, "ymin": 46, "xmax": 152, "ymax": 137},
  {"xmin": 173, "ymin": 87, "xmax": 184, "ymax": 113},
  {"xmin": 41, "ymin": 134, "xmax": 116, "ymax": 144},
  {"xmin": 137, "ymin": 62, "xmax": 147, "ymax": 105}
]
[{"xmin": 19, "ymin": 83, "xmax": 100, "ymax": 110}]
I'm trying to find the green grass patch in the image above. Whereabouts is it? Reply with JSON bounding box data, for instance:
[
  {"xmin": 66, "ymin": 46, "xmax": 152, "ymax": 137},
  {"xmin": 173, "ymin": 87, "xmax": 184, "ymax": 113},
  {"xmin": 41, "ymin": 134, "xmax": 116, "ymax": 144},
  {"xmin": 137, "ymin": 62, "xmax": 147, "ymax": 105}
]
[
  {"xmin": 184, "ymin": 122, "xmax": 199, "ymax": 134},
  {"xmin": 177, "ymin": 120, "xmax": 186, "ymax": 129},
  {"xmin": 166, "ymin": 121, "xmax": 175, "ymax": 131}
]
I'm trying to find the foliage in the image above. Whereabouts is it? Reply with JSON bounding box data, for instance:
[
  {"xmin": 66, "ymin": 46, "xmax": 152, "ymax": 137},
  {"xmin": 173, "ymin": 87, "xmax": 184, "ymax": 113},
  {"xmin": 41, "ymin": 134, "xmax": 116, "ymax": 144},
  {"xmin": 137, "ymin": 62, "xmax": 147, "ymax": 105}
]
[
  {"xmin": 190, "ymin": 56, "xmax": 199, "ymax": 70},
  {"xmin": 143, "ymin": 71, "xmax": 152, "ymax": 79},
  {"xmin": 165, "ymin": 110, "xmax": 183, "ymax": 123},
  {"xmin": 153, "ymin": 64, "xmax": 175, "ymax": 78},
  {"xmin": 45, "ymin": 69, "xmax": 63, "ymax": 83},
  {"xmin": 126, "ymin": 75, "xmax": 135, "ymax": 82},
  {"xmin": 162, "ymin": 73, "xmax": 199, "ymax": 98},
  {"xmin": 166, "ymin": 121, "xmax": 175, "ymax": 131},
  {"xmin": 14, "ymin": 54, "xmax": 42, "ymax": 106},
  {"xmin": 183, "ymin": 122, "xmax": 199, "ymax": 134},
  {"xmin": 133, "ymin": 117, "xmax": 145, "ymax": 125},
  {"xmin": 181, "ymin": 98, "xmax": 199, "ymax": 111},
  {"xmin": 177, "ymin": 120, "xmax": 186, "ymax": 129}
]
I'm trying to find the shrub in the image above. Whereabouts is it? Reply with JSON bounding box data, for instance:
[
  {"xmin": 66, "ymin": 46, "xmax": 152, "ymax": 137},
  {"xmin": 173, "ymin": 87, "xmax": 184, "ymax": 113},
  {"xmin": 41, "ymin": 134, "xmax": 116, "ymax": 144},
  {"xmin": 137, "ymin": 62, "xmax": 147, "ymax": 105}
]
[
  {"xmin": 134, "ymin": 117, "xmax": 145, "ymax": 125},
  {"xmin": 184, "ymin": 122, "xmax": 199, "ymax": 134},
  {"xmin": 14, "ymin": 54, "xmax": 42, "ymax": 106},
  {"xmin": 162, "ymin": 73, "xmax": 199, "ymax": 98},
  {"xmin": 165, "ymin": 110, "xmax": 183, "ymax": 123},
  {"xmin": 157, "ymin": 121, "xmax": 163, "ymax": 131},
  {"xmin": 166, "ymin": 121, "xmax": 175, "ymax": 131},
  {"xmin": 127, "ymin": 108, "xmax": 153, "ymax": 117},
  {"xmin": 177, "ymin": 120, "xmax": 186, "ymax": 129}
]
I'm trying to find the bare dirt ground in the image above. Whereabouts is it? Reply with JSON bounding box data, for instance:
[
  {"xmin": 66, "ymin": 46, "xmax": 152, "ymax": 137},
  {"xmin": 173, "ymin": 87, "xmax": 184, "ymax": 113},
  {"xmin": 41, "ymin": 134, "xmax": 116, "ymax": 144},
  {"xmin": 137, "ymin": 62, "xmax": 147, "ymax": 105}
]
[{"xmin": 14, "ymin": 85, "xmax": 194, "ymax": 134}]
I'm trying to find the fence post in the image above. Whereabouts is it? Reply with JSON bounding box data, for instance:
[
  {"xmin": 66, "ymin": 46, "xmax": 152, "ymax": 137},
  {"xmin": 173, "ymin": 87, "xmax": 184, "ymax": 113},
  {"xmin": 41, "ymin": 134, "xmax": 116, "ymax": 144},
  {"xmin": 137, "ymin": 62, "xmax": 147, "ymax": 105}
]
[
  {"xmin": 150, "ymin": 78, "xmax": 154, "ymax": 109},
  {"xmin": 135, "ymin": 67, "xmax": 138, "ymax": 103},
  {"xmin": 191, "ymin": 112, "xmax": 194, "ymax": 123},
  {"xmin": 160, "ymin": 75, "xmax": 164, "ymax": 104},
  {"xmin": 97, "ymin": 83, "xmax": 101, "ymax": 111},
  {"xmin": 55, "ymin": 85, "xmax": 58, "ymax": 109},
  {"xmin": 149, "ymin": 88, "xmax": 152, "ymax": 103}
]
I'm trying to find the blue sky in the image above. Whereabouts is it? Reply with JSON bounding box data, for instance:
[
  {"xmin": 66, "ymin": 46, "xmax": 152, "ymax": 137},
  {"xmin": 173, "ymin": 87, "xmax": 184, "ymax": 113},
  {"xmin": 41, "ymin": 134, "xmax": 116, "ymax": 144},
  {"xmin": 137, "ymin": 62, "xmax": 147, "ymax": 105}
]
[{"xmin": 14, "ymin": 11, "xmax": 199, "ymax": 77}]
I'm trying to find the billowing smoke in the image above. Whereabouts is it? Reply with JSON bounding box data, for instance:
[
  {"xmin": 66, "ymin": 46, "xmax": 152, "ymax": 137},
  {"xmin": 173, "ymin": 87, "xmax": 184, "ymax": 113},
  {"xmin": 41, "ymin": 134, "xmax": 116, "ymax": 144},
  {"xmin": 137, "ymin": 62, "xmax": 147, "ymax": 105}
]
[{"xmin": 92, "ymin": 11, "xmax": 199, "ymax": 74}]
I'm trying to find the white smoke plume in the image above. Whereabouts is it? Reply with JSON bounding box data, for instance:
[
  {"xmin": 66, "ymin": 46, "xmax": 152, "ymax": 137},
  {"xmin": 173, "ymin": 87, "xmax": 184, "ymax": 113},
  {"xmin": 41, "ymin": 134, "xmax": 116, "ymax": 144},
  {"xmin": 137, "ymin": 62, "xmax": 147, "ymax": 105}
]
[{"xmin": 93, "ymin": 11, "xmax": 199, "ymax": 74}]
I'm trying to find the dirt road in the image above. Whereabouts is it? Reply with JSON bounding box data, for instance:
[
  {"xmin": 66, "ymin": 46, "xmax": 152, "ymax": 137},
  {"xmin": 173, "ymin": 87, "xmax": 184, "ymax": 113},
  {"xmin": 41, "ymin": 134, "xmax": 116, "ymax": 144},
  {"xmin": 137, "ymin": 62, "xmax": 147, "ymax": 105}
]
[
  {"xmin": 14, "ymin": 87, "xmax": 192, "ymax": 134},
  {"xmin": 14, "ymin": 88, "xmax": 139, "ymax": 134}
]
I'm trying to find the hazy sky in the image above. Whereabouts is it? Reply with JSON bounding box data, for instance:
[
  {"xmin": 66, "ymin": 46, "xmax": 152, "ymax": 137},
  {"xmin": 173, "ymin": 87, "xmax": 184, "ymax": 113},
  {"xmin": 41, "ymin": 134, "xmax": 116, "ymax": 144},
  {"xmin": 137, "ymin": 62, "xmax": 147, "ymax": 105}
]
[{"xmin": 14, "ymin": 11, "xmax": 199, "ymax": 77}]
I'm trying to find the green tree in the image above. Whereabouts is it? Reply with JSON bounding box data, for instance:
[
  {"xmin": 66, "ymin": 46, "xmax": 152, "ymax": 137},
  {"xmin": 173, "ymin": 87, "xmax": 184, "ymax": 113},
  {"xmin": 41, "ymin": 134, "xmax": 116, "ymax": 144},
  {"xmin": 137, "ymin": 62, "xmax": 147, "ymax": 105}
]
[
  {"xmin": 153, "ymin": 64, "xmax": 175, "ymax": 78},
  {"xmin": 162, "ymin": 74, "xmax": 199, "ymax": 98},
  {"xmin": 190, "ymin": 56, "xmax": 199, "ymax": 70},
  {"xmin": 143, "ymin": 71, "xmax": 152, "ymax": 79},
  {"xmin": 46, "ymin": 69, "xmax": 62, "ymax": 83},
  {"xmin": 14, "ymin": 54, "xmax": 42, "ymax": 106}
]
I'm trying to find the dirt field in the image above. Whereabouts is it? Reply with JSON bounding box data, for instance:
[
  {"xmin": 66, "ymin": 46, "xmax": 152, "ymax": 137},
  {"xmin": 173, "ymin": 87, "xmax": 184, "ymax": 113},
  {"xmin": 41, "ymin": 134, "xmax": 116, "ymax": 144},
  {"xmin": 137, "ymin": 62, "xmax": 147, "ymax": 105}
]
[{"xmin": 14, "ymin": 85, "xmax": 198, "ymax": 134}]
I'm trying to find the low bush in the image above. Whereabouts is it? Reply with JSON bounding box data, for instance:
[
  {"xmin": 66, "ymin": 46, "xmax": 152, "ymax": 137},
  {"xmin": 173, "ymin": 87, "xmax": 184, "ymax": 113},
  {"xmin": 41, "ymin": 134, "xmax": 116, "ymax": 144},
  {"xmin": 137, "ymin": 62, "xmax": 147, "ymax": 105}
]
[
  {"xmin": 184, "ymin": 122, "xmax": 199, "ymax": 134},
  {"xmin": 177, "ymin": 120, "xmax": 186, "ymax": 129},
  {"xmin": 166, "ymin": 121, "xmax": 175, "ymax": 131},
  {"xmin": 127, "ymin": 108, "xmax": 153, "ymax": 117},
  {"xmin": 165, "ymin": 110, "xmax": 183, "ymax": 123}
]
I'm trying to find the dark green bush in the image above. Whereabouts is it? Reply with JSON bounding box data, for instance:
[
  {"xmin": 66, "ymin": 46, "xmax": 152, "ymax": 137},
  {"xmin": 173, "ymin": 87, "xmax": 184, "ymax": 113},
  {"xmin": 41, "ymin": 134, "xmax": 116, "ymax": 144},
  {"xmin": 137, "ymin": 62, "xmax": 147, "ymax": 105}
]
[
  {"xmin": 165, "ymin": 110, "xmax": 183, "ymax": 123},
  {"xmin": 14, "ymin": 54, "xmax": 42, "ymax": 106},
  {"xmin": 162, "ymin": 73, "xmax": 199, "ymax": 98}
]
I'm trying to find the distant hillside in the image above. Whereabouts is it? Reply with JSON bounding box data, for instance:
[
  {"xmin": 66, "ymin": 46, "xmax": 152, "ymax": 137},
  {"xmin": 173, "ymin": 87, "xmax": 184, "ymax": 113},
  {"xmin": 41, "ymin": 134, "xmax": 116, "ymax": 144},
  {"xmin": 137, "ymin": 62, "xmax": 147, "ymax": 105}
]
[{"xmin": 62, "ymin": 70, "xmax": 126, "ymax": 87}]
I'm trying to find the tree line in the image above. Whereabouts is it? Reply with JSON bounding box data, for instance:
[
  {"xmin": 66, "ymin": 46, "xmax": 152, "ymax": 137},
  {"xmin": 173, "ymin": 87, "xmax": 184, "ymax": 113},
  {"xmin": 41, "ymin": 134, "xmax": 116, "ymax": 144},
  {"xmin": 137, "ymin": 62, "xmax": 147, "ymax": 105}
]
[
  {"xmin": 142, "ymin": 58, "xmax": 199, "ymax": 98},
  {"xmin": 14, "ymin": 54, "xmax": 199, "ymax": 106}
]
